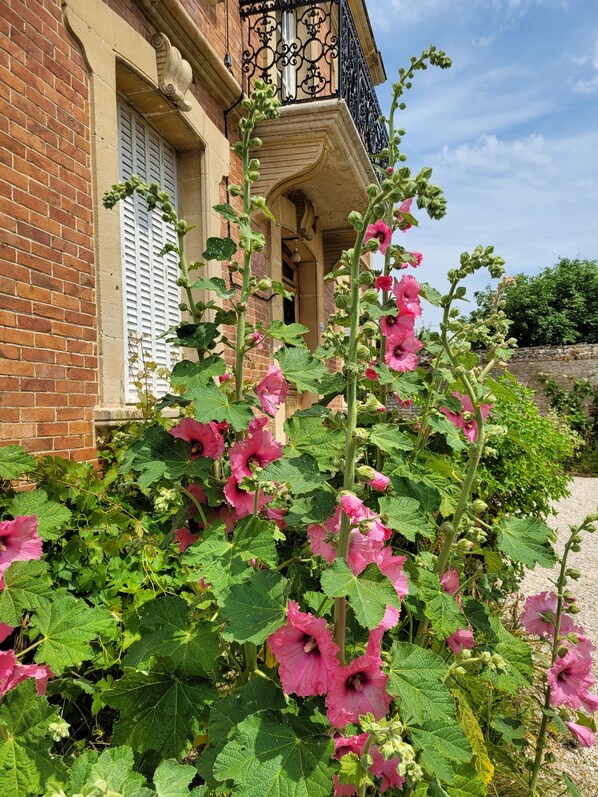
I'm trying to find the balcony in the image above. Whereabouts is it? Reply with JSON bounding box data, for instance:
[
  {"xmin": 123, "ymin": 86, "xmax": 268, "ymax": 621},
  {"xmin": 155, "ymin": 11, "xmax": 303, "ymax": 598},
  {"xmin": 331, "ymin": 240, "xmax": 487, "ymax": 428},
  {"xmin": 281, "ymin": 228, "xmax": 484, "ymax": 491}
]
[{"xmin": 239, "ymin": 0, "xmax": 388, "ymax": 242}]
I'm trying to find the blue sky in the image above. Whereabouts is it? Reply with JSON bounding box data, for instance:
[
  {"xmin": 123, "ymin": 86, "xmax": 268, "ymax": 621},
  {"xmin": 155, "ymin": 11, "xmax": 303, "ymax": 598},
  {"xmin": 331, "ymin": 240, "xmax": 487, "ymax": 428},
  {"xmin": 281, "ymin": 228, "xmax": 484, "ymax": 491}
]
[{"xmin": 367, "ymin": 0, "xmax": 598, "ymax": 326}]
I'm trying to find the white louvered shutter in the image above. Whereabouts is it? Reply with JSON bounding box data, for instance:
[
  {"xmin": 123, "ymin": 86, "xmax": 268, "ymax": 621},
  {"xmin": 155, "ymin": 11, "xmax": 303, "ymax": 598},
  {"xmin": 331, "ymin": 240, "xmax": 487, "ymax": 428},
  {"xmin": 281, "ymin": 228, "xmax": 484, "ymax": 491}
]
[{"xmin": 117, "ymin": 101, "xmax": 181, "ymax": 403}]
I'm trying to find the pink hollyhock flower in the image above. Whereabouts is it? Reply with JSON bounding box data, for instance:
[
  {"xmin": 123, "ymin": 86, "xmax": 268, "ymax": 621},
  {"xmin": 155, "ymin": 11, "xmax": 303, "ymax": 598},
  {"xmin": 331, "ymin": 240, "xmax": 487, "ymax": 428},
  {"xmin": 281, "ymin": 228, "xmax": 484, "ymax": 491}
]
[
  {"xmin": 565, "ymin": 721, "xmax": 595, "ymax": 747},
  {"xmin": 347, "ymin": 529, "xmax": 384, "ymax": 574},
  {"xmin": 308, "ymin": 522, "xmax": 338, "ymax": 563},
  {"xmin": 440, "ymin": 569, "xmax": 460, "ymax": 596},
  {"xmin": 440, "ymin": 393, "xmax": 492, "ymax": 443},
  {"xmin": 0, "ymin": 516, "xmax": 42, "ymax": 577},
  {"xmin": 0, "ymin": 624, "xmax": 13, "ymax": 645},
  {"xmin": 219, "ymin": 372, "xmax": 231, "ymax": 383},
  {"xmin": 375, "ymin": 275, "xmax": 393, "ymax": 291},
  {"xmin": 326, "ymin": 654, "xmax": 392, "ymax": 728},
  {"xmin": 374, "ymin": 548, "xmax": 409, "ymax": 600},
  {"xmin": 364, "ymin": 220, "xmax": 392, "ymax": 255},
  {"xmin": 392, "ymin": 274, "xmax": 422, "ymax": 318},
  {"xmin": 521, "ymin": 592, "xmax": 559, "ymax": 638},
  {"xmin": 395, "ymin": 198, "xmax": 413, "ymax": 232},
  {"xmin": 365, "ymin": 361, "xmax": 378, "ymax": 381},
  {"xmin": 229, "ymin": 426, "xmax": 283, "ymax": 481},
  {"xmin": 380, "ymin": 312, "xmax": 414, "ymax": 339},
  {"xmin": 333, "ymin": 778, "xmax": 357, "ymax": 797},
  {"xmin": 0, "ymin": 650, "xmax": 52, "ymax": 698},
  {"xmin": 384, "ymin": 333, "xmax": 423, "ymax": 372},
  {"xmin": 447, "ymin": 626, "xmax": 475, "ymax": 655},
  {"xmin": 402, "ymin": 251, "xmax": 423, "ymax": 269},
  {"xmin": 174, "ymin": 527, "xmax": 200, "ymax": 553},
  {"xmin": 169, "ymin": 418, "xmax": 225, "ymax": 460},
  {"xmin": 580, "ymin": 691, "xmax": 598, "ymax": 713},
  {"xmin": 213, "ymin": 504, "xmax": 237, "ymax": 533},
  {"xmin": 332, "ymin": 734, "xmax": 368, "ymax": 796},
  {"xmin": 264, "ymin": 507, "xmax": 287, "ymax": 529},
  {"xmin": 340, "ymin": 493, "xmax": 370, "ymax": 525},
  {"xmin": 371, "ymin": 749, "xmax": 405, "ymax": 793},
  {"xmin": 223, "ymin": 476, "xmax": 270, "ymax": 519},
  {"xmin": 392, "ymin": 393, "xmax": 413, "ymax": 408},
  {"xmin": 548, "ymin": 650, "xmax": 595, "ymax": 709},
  {"xmin": 251, "ymin": 331, "xmax": 264, "ymax": 350},
  {"xmin": 256, "ymin": 364, "xmax": 289, "ymax": 417},
  {"xmin": 268, "ymin": 601, "xmax": 339, "ymax": 697},
  {"xmin": 367, "ymin": 471, "xmax": 390, "ymax": 492}
]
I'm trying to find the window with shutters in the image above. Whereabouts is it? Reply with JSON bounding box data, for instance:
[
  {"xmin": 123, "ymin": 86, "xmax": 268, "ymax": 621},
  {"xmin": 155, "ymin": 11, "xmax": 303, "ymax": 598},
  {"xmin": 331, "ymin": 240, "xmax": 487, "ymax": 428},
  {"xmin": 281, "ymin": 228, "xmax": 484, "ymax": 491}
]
[{"xmin": 117, "ymin": 100, "xmax": 181, "ymax": 403}]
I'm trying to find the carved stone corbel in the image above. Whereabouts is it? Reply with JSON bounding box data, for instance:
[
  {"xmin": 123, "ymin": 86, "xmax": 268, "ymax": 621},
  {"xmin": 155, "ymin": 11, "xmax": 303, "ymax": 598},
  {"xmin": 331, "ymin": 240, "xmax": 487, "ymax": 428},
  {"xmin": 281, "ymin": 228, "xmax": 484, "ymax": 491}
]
[
  {"xmin": 287, "ymin": 189, "xmax": 315, "ymax": 241},
  {"xmin": 151, "ymin": 32, "xmax": 193, "ymax": 111}
]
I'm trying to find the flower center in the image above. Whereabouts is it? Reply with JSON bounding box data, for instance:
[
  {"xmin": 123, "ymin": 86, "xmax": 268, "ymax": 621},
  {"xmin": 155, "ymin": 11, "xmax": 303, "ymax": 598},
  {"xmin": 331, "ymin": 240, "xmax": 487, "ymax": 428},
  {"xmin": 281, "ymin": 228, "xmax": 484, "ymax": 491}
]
[
  {"xmin": 394, "ymin": 345, "xmax": 403, "ymax": 356},
  {"xmin": 190, "ymin": 441, "xmax": 203, "ymax": 455},
  {"xmin": 375, "ymin": 231, "xmax": 386, "ymax": 243},
  {"xmin": 347, "ymin": 672, "xmax": 365, "ymax": 692},
  {"xmin": 0, "ymin": 542, "xmax": 6, "ymax": 552},
  {"xmin": 385, "ymin": 315, "xmax": 396, "ymax": 326},
  {"xmin": 248, "ymin": 455, "xmax": 261, "ymax": 469},
  {"xmin": 303, "ymin": 635, "xmax": 319, "ymax": 654}
]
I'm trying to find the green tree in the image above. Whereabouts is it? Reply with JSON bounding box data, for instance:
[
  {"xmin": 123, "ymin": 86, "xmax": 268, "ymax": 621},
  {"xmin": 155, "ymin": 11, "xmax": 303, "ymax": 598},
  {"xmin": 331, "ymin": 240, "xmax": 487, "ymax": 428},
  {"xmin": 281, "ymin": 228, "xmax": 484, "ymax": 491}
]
[{"xmin": 471, "ymin": 258, "xmax": 598, "ymax": 346}]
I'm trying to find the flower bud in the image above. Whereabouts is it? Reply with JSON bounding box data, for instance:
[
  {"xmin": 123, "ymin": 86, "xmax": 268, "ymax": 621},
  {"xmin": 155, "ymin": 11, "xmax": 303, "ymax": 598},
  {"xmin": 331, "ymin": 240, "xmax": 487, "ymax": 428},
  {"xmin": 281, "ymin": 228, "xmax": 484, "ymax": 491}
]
[
  {"xmin": 361, "ymin": 288, "xmax": 378, "ymax": 303},
  {"xmin": 568, "ymin": 603, "xmax": 581, "ymax": 615},
  {"xmin": 256, "ymin": 278, "xmax": 271, "ymax": 291},
  {"xmin": 566, "ymin": 568, "xmax": 581, "ymax": 581},
  {"xmin": 472, "ymin": 499, "xmax": 488, "ymax": 512}
]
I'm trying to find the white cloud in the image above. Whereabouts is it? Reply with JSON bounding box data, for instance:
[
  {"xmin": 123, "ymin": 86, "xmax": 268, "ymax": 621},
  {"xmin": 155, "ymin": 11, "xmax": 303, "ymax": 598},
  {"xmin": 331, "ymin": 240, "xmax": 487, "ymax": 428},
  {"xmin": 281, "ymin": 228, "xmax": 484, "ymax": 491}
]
[
  {"xmin": 434, "ymin": 134, "xmax": 553, "ymax": 175},
  {"xmin": 573, "ymin": 75, "xmax": 598, "ymax": 93},
  {"xmin": 593, "ymin": 39, "xmax": 598, "ymax": 69}
]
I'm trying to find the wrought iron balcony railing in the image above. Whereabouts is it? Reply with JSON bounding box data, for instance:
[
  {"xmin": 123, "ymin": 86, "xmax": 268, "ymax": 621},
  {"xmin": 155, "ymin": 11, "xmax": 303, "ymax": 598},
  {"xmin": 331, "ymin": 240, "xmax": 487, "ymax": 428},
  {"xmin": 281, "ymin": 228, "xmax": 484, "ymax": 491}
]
[{"xmin": 239, "ymin": 0, "xmax": 389, "ymax": 164}]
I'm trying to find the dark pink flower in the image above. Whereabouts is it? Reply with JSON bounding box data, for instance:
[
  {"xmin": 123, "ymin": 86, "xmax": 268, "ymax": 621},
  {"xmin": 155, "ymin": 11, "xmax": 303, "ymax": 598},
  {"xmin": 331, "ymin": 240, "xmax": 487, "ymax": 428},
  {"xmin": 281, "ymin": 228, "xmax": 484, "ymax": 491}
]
[
  {"xmin": 374, "ymin": 547, "xmax": 409, "ymax": 600},
  {"xmin": 370, "ymin": 749, "xmax": 405, "ymax": 793},
  {"xmin": 256, "ymin": 365, "xmax": 289, "ymax": 417},
  {"xmin": 565, "ymin": 721, "xmax": 595, "ymax": 747},
  {"xmin": 0, "ymin": 624, "xmax": 13, "ymax": 645},
  {"xmin": 229, "ymin": 427, "xmax": 282, "ymax": 482},
  {"xmin": 392, "ymin": 274, "xmax": 422, "ymax": 318},
  {"xmin": 219, "ymin": 372, "xmax": 231, "ymax": 383},
  {"xmin": 326, "ymin": 654, "xmax": 392, "ymax": 728},
  {"xmin": 440, "ymin": 393, "xmax": 492, "ymax": 443},
  {"xmin": 521, "ymin": 592, "xmax": 559, "ymax": 638},
  {"xmin": 264, "ymin": 506, "xmax": 287, "ymax": 529},
  {"xmin": 440, "ymin": 569, "xmax": 460, "ymax": 596},
  {"xmin": 0, "ymin": 650, "xmax": 52, "ymax": 698},
  {"xmin": 213, "ymin": 504, "xmax": 237, "ymax": 533},
  {"xmin": 0, "ymin": 516, "xmax": 42, "ymax": 577},
  {"xmin": 380, "ymin": 313, "xmax": 414, "ymax": 339},
  {"xmin": 367, "ymin": 471, "xmax": 390, "ymax": 492},
  {"xmin": 384, "ymin": 332, "xmax": 423, "ymax": 372},
  {"xmin": 340, "ymin": 493, "xmax": 369, "ymax": 525},
  {"xmin": 365, "ymin": 361, "xmax": 378, "ymax": 381},
  {"xmin": 403, "ymin": 251, "xmax": 423, "ymax": 268},
  {"xmin": 548, "ymin": 650, "xmax": 595, "ymax": 709},
  {"xmin": 174, "ymin": 527, "xmax": 200, "ymax": 553},
  {"xmin": 446, "ymin": 626, "xmax": 475, "ymax": 655},
  {"xmin": 169, "ymin": 418, "xmax": 225, "ymax": 460},
  {"xmin": 268, "ymin": 601, "xmax": 339, "ymax": 697},
  {"xmin": 223, "ymin": 476, "xmax": 270, "ymax": 519},
  {"xmin": 395, "ymin": 198, "xmax": 413, "ymax": 232},
  {"xmin": 375, "ymin": 275, "xmax": 393, "ymax": 291},
  {"xmin": 392, "ymin": 393, "xmax": 413, "ymax": 408},
  {"xmin": 364, "ymin": 220, "xmax": 392, "ymax": 255}
]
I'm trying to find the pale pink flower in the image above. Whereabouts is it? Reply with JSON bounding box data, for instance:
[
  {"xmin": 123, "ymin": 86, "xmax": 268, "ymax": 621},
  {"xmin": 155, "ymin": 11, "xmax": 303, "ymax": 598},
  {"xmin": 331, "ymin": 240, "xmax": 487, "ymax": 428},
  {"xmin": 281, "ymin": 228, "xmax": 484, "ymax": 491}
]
[
  {"xmin": 347, "ymin": 529, "xmax": 384, "ymax": 574},
  {"xmin": 307, "ymin": 521, "xmax": 338, "ymax": 563},
  {"xmin": 256, "ymin": 365, "xmax": 289, "ymax": 417},
  {"xmin": 326, "ymin": 654, "xmax": 392, "ymax": 728},
  {"xmin": 169, "ymin": 418, "xmax": 224, "ymax": 460},
  {"xmin": 580, "ymin": 691, "xmax": 598, "ymax": 713},
  {"xmin": 0, "ymin": 624, "xmax": 13, "ymax": 645},
  {"xmin": 0, "ymin": 516, "xmax": 42, "ymax": 576},
  {"xmin": 364, "ymin": 220, "xmax": 392, "ymax": 255},
  {"xmin": 307, "ymin": 507, "xmax": 385, "ymax": 575},
  {"xmin": 251, "ymin": 331, "xmax": 264, "ymax": 350},
  {"xmin": 395, "ymin": 198, "xmax": 413, "ymax": 232},
  {"xmin": 340, "ymin": 493, "xmax": 369, "ymax": 524},
  {"xmin": 229, "ymin": 427, "xmax": 283, "ymax": 481},
  {"xmin": 521, "ymin": 592, "xmax": 559, "ymax": 638},
  {"xmin": 223, "ymin": 476, "xmax": 270, "ymax": 518},
  {"xmin": 384, "ymin": 332, "xmax": 423, "ymax": 372},
  {"xmin": 0, "ymin": 650, "xmax": 52, "ymax": 698},
  {"xmin": 565, "ymin": 721, "xmax": 595, "ymax": 747},
  {"xmin": 392, "ymin": 274, "xmax": 422, "ymax": 318},
  {"xmin": 367, "ymin": 471, "xmax": 390, "ymax": 492},
  {"xmin": 375, "ymin": 275, "xmax": 393, "ymax": 291},
  {"xmin": 548, "ymin": 650, "xmax": 595, "ymax": 709},
  {"xmin": 174, "ymin": 527, "xmax": 200, "ymax": 553},
  {"xmin": 447, "ymin": 626, "xmax": 475, "ymax": 655},
  {"xmin": 440, "ymin": 569, "xmax": 460, "ymax": 596},
  {"xmin": 268, "ymin": 601, "xmax": 339, "ymax": 697}
]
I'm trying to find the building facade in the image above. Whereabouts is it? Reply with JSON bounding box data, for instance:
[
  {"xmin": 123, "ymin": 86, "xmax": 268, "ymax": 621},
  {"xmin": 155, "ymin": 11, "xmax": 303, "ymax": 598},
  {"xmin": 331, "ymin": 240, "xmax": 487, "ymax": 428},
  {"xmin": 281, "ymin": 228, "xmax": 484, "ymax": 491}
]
[{"xmin": 0, "ymin": 0, "xmax": 387, "ymax": 458}]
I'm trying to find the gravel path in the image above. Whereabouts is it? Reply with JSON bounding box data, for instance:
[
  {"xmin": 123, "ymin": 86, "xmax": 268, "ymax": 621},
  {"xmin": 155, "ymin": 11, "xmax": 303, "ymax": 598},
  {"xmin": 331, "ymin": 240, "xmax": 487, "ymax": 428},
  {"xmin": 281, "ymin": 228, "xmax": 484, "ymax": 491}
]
[{"xmin": 519, "ymin": 477, "xmax": 598, "ymax": 792}]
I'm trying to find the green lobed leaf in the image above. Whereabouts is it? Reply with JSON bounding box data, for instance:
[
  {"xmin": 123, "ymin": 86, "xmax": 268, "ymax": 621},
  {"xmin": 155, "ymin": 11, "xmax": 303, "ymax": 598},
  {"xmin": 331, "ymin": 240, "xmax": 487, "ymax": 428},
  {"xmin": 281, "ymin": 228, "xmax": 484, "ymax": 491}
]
[
  {"xmin": 444, "ymin": 767, "xmax": 487, "ymax": 796},
  {"xmin": 184, "ymin": 518, "xmax": 278, "ymax": 601},
  {"xmin": 267, "ymin": 320, "xmax": 309, "ymax": 347},
  {"xmin": 64, "ymin": 746, "xmax": 152, "ymax": 797},
  {"xmin": 29, "ymin": 594, "xmax": 114, "ymax": 674},
  {"xmin": 124, "ymin": 595, "xmax": 219, "ymax": 677},
  {"xmin": 221, "ymin": 569, "xmax": 289, "ymax": 644},
  {"xmin": 170, "ymin": 357, "xmax": 227, "ymax": 392},
  {"xmin": 275, "ymin": 348, "xmax": 330, "ymax": 392},
  {"xmin": 419, "ymin": 281, "xmax": 443, "ymax": 307},
  {"xmin": 0, "ymin": 681, "xmax": 66, "ymax": 797},
  {"xmin": 191, "ymin": 383, "xmax": 254, "ymax": 431},
  {"xmin": 379, "ymin": 496, "xmax": 436, "ymax": 542},
  {"xmin": 168, "ymin": 322, "xmax": 219, "ymax": 350},
  {"xmin": 368, "ymin": 424, "xmax": 414, "ymax": 454},
  {"xmin": 427, "ymin": 413, "xmax": 468, "ymax": 452},
  {"xmin": 213, "ymin": 202, "xmax": 238, "ymax": 223},
  {"xmin": 497, "ymin": 516, "xmax": 557, "ymax": 569},
  {"xmin": 0, "ymin": 560, "xmax": 53, "ymax": 627},
  {"xmin": 260, "ymin": 450, "xmax": 326, "ymax": 494},
  {"xmin": 190, "ymin": 276, "xmax": 236, "ymax": 298},
  {"xmin": 0, "ymin": 445, "xmax": 36, "ymax": 480},
  {"xmin": 120, "ymin": 426, "xmax": 212, "ymax": 487},
  {"xmin": 203, "ymin": 236, "xmax": 237, "ymax": 261},
  {"xmin": 9, "ymin": 490, "xmax": 71, "ymax": 542},
  {"xmin": 104, "ymin": 657, "xmax": 216, "ymax": 758},
  {"xmin": 286, "ymin": 492, "xmax": 337, "ymax": 527},
  {"xmin": 284, "ymin": 413, "xmax": 344, "ymax": 472},
  {"xmin": 482, "ymin": 617, "xmax": 533, "ymax": 693},
  {"xmin": 418, "ymin": 570, "xmax": 467, "ymax": 640},
  {"xmin": 388, "ymin": 642, "xmax": 456, "ymax": 724},
  {"xmin": 213, "ymin": 712, "xmax": 334, "ymax": 797},
  {"xmin": 320, "ymin": 560, "xmax": 401, "ymax": 630},
  {"xmin": 410, "ymin": 719, "xmax": 472, "ymax": 784},
  {"xmin": 153, "ymin": 759, "xmax": 200, "ymax": 797}
]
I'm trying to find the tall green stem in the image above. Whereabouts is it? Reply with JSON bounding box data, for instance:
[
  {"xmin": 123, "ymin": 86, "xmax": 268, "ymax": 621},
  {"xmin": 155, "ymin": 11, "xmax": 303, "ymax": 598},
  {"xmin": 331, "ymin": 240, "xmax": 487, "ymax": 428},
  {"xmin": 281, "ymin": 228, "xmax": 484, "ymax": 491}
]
[{"xmin": 234, "ymin": 129, "xmax": 253, "ymax": 405}]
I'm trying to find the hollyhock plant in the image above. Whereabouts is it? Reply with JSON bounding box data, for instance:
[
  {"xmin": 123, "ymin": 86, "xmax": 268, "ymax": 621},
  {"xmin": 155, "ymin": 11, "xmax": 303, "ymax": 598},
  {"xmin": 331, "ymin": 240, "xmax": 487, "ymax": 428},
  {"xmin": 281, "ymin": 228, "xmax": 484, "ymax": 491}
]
[
  {"xmin": 0, "ymin": 624, "xmax": 13, "ymax": 645},
  {"xmin": 367, "ymin": 471, "xmax": 390, "ymax": 492},
  {"xmin": 0, "ymin": 650, "xmax": 52, "ymax": 698},
  {"xmin": 375, "ymin": 275, "xmax": 393, "ymax": 291},
  {"xmin": 521, "ymin": 592, "xmax": 560, "ymax": 638},
  {"xmin": 268, "ymin": 601, "xmax": 339, "ymax": 697},
  {"xmin": 440, "ymin": 393, "xmax": 492, "ymax": 443},
  {"xmin": 379, "ymin": 312, "xmax": 414, "ymax": 339},
  {"xmin": 384, "ymin": 331, "xmax": 423, "ymax": 372},
  {"xmin": 364, "ymin": 220, "xmax": 392, "ymax": 255},
  {"xmin": 223, "ymin": 476, "xmax": 270, "ymax": 518},
  {"xmin": 395, "ymin": 197, "xmax": 413, "ymax": 231},
  {"xmin": 326, "ymin": 654, "xmax": 392, "ymax": 728},
  {"xmin": 547, "ymin": 649, "xmax": 595, "ymax": 709},
  {"xmin": 169, "ymin": 418, "xmax": 225, "ymax": 460},
  {"xmin": 0, "ymin": 516, "xmax": 43, "ymax": 576},
  {"xmin": 256, "ymin": 364, "xmax": 289, "ymax": 417},
  {"xmin": 565, "ymin": 721, "xmax": 595, "ymax": 747},
  {"xmin": 446, "ymin": 626, "xmax": 475, "ymax": 655},
  {"xmin": 392, "ymin": 274, "xmax": 422, "ymax": 317},
  {"xmin": 174, "ymin": 527, "xmax": 200, "ymax": 553},
  {"xmin": 229, "ymin": 425, "xmax": 283, "ymax": 481}
]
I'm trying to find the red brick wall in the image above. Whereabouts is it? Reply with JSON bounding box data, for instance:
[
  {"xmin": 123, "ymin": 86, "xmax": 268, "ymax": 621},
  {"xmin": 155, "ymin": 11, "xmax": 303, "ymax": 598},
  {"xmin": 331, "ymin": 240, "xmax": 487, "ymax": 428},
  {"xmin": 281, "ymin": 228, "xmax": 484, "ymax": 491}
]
[{"xmin": 0, "ymin": 0, "xmax": 97, "ymax": 460}]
